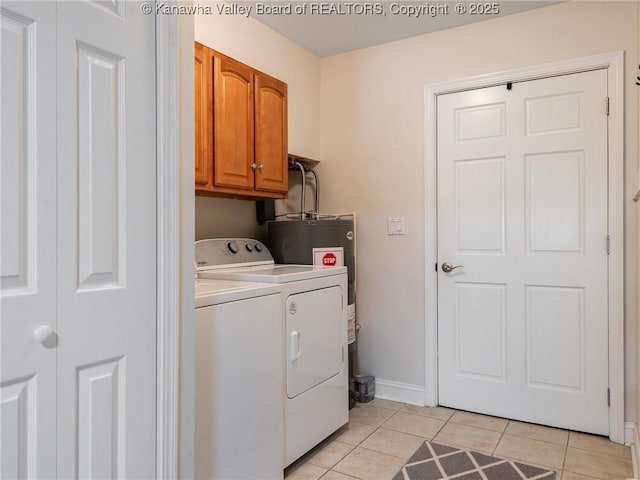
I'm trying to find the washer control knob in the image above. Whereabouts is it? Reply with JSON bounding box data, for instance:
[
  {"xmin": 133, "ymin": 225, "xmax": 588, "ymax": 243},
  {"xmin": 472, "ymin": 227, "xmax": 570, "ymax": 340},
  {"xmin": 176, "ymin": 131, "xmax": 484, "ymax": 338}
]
[
  {"xmin": 227, "ymin": 241, "xmax": 239, "ymax": 254},
  {"xmin": 254, "ymin": 243, "xmax": 263, "ymax": 252},
  {"xmin": 245, "ymin": 243, "xmax": 254, "ymax": 252}
]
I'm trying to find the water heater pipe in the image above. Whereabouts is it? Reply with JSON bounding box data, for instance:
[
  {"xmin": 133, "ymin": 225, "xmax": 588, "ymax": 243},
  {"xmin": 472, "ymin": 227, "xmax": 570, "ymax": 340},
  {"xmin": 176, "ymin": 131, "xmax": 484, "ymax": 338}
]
[
  {"xmin": 294, "ymin": 161, "xmax": 306, "ymax": 220},
  {"xmin": 309, "ymin": 169, "xmax": 320, "ymax": 220}
]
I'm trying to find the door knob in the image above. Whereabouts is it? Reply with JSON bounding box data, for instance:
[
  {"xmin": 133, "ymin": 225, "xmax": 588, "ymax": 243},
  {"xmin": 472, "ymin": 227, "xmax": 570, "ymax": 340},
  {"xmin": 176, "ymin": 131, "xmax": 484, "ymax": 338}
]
[
  {"xmin": 250, "ymin": 163, "xmax": 257, "ymax": 170},
  {"xmin": 33, "ymin": 325, "xmax": 58, "ymax": 348},
  {"xmin": 441, "ymin": 262, "xmax": 463, "ymax": 273},
  {"xmin": 258, "ymin": 164, "xmax": 264, "ymax": 171}
]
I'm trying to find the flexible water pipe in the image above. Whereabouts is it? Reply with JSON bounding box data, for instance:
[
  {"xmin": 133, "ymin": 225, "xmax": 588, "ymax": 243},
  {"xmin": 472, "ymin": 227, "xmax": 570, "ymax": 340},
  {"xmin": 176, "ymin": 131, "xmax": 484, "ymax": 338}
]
[
  {"xmin": 310, "ymin": 169, "xmax": 320, "ymax": 220},
  {"xmin": 294, "ymin": 161, "xmax": 306, "ymax": 220}
]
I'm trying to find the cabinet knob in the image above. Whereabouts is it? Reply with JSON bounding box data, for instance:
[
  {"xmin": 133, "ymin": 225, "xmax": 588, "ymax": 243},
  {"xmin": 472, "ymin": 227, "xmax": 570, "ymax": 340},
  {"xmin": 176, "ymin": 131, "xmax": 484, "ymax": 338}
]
[
  {"xmin": 250, "ymin": 163, "xmax": 257, "ymax": 170},
  {"xmin": 258, "ymin": 164, "xmax": 264, "ymax": 172}
]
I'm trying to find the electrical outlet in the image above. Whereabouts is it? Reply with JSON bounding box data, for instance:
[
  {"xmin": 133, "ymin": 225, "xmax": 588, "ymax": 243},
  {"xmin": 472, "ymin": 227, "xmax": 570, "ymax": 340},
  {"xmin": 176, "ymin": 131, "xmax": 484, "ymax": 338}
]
[{"xmin": 387, "ymin": 217, "xmax": 405, "ymax": 235}]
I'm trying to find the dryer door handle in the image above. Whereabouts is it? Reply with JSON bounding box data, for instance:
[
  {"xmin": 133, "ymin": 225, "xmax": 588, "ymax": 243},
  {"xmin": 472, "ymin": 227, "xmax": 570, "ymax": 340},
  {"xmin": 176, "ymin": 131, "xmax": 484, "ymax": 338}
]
[{"xmin": 290, "ymin": 331, "xmax": 301, "ymax": 362}]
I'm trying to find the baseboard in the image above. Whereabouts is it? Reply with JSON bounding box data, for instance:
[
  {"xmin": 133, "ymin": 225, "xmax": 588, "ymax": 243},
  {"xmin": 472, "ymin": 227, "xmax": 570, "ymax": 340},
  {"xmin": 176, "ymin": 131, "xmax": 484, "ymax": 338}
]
[
  {"xmin": 626, "ymin": 421, "xmax": 635, "ymax": 446},
  {"xmin": 373, "ymin": 378, "xmax": 425, "ymax": 406},
  {"xmin": 631, "ymin": 422, "xmax": 640, "ymax": 479}
]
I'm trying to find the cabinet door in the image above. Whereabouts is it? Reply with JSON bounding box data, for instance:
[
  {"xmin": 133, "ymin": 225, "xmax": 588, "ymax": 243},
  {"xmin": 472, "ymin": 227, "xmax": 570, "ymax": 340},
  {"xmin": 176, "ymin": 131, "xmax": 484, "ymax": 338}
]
[
  {"xmin": 213, "ymin": 54, "xmax": 254, "ymax": 190},
  {"xmin": 194, "ymin": 43, "xmax": 213, "ymax": 191},
  {"xmin": 254, "ymin": 72, "xmax": 288, "ymax": 193}
]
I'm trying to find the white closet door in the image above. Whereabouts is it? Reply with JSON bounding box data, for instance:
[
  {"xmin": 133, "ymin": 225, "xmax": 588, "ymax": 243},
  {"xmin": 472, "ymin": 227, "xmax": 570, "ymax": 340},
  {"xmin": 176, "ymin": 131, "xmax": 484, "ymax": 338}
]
[
  {"xmin": 1, "ymin": 2, "xmax": 57, "ymax": 478},
  {"xmin": 56, "ymin": 2, "xmax": 157, "ymax": 479},
  {"xmin": 2, "ymin": 2, "xmax": 158, "ymax": 478}
]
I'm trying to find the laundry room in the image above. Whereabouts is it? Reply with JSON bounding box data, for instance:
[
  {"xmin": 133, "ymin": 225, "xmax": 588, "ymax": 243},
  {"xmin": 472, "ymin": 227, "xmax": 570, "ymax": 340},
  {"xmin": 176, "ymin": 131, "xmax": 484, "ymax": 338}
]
[
  {"xmin": 191, "ymin": 2, "xmax": 640, "ymax": 479},
  {"xmin": 5, "ymin": 1, "xmax": 640, "ymax": 479}
]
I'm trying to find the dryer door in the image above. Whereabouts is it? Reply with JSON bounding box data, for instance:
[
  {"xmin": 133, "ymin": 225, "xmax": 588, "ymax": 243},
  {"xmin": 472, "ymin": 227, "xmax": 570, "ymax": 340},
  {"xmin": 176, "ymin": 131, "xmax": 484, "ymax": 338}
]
[{"xmin": 286, "ymin": 286, "xmax": 343, "ymax": 399}]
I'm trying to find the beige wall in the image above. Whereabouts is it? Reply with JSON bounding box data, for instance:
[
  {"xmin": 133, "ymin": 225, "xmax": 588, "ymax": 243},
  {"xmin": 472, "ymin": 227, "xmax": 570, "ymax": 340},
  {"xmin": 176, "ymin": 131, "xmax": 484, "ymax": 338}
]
[
  {"xmin": 194, "ymin": 9, "xmax": 322, "ymax": 240},
  {"xmin": 319, "ymin": 1, "xmax": 639, "ymax": 418}
]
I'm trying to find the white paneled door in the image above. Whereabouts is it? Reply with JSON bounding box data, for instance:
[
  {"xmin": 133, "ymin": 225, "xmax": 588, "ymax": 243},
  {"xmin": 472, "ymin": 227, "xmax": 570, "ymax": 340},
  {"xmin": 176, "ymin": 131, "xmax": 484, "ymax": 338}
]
[
  {"xmin": 437, "ymin": 70, "xmax": 609, "ymax": 435},
  {"xmin": 1, "ymin": 3, "xmax": 57, "ymax": 477},
  {"xmin": 1, "ymin": 1, "xmax": 157, "ymax": 478}
]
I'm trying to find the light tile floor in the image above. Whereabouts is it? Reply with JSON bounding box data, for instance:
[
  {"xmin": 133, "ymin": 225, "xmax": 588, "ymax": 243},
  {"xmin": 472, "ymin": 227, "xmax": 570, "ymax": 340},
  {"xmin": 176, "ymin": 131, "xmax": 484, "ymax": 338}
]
[{"xmin": 284, "ymin": 399, "xmax": 633, "ymax": 480}]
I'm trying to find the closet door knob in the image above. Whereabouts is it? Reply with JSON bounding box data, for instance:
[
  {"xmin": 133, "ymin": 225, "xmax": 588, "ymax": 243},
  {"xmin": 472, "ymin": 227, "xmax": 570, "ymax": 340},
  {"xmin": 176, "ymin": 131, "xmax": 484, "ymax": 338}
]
[
  {"xmin": 33, "ymin": 325, "xmax": 58, "ymax": 348},
  {"xmin": 258, "ymin": 164, "xmax": 264, "ymax": 171},
  {"xmin": 250, "ymin": 163, "xmax": 257, "ymax": 170}
]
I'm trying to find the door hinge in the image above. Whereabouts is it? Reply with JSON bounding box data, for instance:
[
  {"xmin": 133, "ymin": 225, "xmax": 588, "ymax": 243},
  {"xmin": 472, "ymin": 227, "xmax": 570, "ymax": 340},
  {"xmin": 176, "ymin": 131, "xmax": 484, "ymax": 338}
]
[
  {"xmin": 606, "ymin": 235, "xmax": 611, "ymax": 255},
  {"xmin": 607, "ymin": 388, "xmax": 610, "ymax": 406},
  {"xmin": 606, "ymin": 97, "xmax": 610, "ymax": 116}
]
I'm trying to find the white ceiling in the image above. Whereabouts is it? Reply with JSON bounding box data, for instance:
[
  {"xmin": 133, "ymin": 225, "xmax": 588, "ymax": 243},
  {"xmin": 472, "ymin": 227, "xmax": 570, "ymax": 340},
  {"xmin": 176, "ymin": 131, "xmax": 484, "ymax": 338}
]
[{"xmin": 250, "ymin": 1, "xmax": 560, "ymax": 57}]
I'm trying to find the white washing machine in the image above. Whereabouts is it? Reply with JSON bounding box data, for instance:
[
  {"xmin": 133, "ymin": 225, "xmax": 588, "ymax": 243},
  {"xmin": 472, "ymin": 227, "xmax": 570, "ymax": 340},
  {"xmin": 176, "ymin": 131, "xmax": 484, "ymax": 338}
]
[
  {"xmin": 196, "ymin": 238, "xmax": 349, "ymax": 467},
  {"xmin": 194, "ymin": 277, "xmax": 284, "ymax": 479}
]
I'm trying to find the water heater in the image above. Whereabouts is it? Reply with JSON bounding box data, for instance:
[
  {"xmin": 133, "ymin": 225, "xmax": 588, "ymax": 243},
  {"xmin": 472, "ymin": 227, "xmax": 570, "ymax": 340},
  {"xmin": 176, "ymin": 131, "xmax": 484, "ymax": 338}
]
[{"xmin": 268, "ymin": 218, "xmax": 358, "ymax": 407}]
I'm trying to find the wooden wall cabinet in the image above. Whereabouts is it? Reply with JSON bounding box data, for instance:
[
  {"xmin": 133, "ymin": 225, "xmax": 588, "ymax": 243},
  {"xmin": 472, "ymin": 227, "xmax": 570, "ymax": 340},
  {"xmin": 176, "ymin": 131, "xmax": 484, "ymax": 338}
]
[{"xmin": 195, "ymin": 42, "xmax": 288, "ymax": 199}]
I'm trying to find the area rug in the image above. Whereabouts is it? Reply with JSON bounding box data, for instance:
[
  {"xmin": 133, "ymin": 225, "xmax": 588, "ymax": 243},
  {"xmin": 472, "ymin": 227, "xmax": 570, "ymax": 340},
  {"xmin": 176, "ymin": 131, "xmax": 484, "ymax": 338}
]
[{"xmin": 393, "ymin": 442, "xmax": 556, "ymax": 480}]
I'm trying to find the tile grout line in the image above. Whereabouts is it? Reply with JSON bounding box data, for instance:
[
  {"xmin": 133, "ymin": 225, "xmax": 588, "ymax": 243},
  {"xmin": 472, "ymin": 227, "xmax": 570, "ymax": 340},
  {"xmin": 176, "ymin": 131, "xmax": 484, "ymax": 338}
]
[
  {"xmin": 492, "ymin": 419, "xmax": 510, "ymax": 457},
  {"xmin": 560, "ymin": 429, "xmax": 570, "ymax": 477},
  {"xmin": 434, "ymin": 408, "xmax": 456, "ymax": 441},
  {"xmin": 329, "ymin": 444, "xmax": 410, "ymax": 480},
  {"xmin": 351, "ymin": 444, "xmax": 412, "ymax": 462},
  {"xmin": 309, "ymin": 441, "xmax": 354, "ymax": 472}
]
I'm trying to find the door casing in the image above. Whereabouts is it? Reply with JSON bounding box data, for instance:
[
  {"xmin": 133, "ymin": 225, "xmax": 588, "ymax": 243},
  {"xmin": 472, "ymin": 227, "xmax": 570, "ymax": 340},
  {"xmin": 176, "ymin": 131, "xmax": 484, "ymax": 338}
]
[
  {"xmin": 423, "ymin": 51, "xmax": 625, "ymax": 443},
  {"xmin": 156, "ymin": 10, "xmax": 195, "ymax": 480}
]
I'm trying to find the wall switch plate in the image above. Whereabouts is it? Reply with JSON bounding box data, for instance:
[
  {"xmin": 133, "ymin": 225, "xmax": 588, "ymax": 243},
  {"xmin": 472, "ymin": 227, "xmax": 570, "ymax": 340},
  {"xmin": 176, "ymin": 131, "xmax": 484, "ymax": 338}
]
[{"xmin": 387, "ymin": 217, "xmax": 405, "ymax": 235}]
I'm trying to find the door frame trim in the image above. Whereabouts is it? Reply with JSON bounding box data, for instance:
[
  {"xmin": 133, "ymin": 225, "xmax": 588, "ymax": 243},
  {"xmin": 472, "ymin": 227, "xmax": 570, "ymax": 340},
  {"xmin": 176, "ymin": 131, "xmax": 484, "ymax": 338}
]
[
  {"xmin": 156, "ymin": 8, "xmax": 195, "ymax": 479},
  {"xmin": 423, "ymin": 51, "xmax": 625, "ymax": 443},
  {"xmin": 156, "ymin": 11, "xmax": 179, "ymax": 479}
]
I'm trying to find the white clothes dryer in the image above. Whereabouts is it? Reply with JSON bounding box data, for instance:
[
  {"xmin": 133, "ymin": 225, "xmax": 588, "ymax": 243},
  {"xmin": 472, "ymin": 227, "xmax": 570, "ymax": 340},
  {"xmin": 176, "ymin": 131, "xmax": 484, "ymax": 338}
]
[
  {"xmin": 194, "ymin": 277, "xmax": 283, "ymax": 479},
  {"xmin": 196, "ymin": 238, "xmax": 349, "ymax": 467}
]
